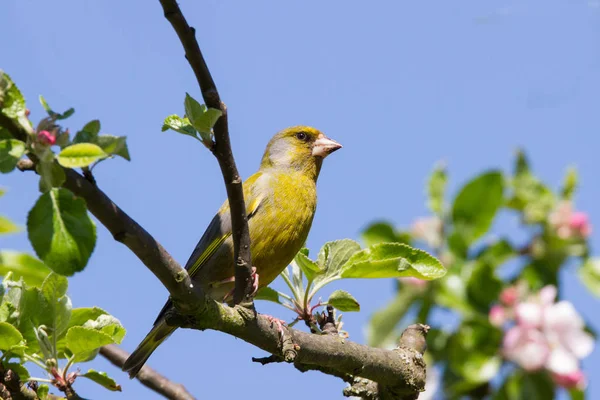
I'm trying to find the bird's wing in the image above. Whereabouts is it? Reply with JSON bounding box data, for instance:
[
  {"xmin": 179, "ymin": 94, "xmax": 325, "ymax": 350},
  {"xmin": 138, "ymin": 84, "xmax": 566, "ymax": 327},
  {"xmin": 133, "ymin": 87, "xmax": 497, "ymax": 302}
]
[
  {"xmin": 184, "ymin": 171, "xmax": 265, "ymax": 278},
  {"xmin": 152, "ymin": 172, "xmax": 265, "ymax": 325}
]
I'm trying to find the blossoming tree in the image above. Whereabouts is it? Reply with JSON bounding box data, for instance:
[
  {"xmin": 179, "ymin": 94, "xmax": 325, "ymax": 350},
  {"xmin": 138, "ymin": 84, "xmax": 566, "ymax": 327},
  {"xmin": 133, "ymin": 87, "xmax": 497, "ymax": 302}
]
[{"xmin": 363, "ymin": 155, "xmax": 597, "ymax": 398}]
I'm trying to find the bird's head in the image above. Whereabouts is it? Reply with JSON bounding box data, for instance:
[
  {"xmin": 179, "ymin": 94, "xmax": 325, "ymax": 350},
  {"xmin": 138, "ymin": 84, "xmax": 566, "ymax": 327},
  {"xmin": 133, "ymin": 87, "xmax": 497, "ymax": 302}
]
[{"xmin": 260, "ymin": 126, "xmax": 342, "ymax": 179}]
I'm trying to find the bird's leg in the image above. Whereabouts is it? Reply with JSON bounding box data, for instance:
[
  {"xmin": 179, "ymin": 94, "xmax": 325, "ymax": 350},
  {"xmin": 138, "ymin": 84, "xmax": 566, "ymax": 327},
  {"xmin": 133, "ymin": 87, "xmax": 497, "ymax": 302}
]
[
  {"xmin": 250, "ymin": 266, "xmax": 259, "ymax": 297},
  {"xmin": 222, "ymin": 267, "xmax": 259, "ymax": 303}
]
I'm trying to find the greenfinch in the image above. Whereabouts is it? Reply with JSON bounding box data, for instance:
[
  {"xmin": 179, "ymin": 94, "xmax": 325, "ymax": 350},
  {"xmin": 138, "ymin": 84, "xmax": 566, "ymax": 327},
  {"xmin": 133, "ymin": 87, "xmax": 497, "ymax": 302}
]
[{"xmin": 123, "ymin": 126, "xmax": 342, "ymax": 377}]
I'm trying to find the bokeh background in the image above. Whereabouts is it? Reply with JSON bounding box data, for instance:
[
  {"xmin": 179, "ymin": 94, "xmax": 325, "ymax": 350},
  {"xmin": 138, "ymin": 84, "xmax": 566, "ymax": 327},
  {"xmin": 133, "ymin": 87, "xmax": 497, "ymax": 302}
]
[{"xmin": 2, "ymin": 1, "xmax": 598, "ymax": 398}]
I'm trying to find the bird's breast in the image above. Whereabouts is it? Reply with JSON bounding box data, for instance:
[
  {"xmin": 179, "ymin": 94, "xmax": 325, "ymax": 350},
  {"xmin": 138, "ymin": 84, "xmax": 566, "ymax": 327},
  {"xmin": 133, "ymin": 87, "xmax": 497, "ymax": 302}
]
[{"xmin": 249, "ymin": 172, "xmax": 317, "ymax": 286}]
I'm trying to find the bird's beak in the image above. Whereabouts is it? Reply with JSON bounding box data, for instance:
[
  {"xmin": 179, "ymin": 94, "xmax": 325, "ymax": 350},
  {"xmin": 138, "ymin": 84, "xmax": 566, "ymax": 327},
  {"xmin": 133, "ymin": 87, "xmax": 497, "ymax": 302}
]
[{"xmin": 312, "ymin": 134, "xmax": 342, "ymax": 158}]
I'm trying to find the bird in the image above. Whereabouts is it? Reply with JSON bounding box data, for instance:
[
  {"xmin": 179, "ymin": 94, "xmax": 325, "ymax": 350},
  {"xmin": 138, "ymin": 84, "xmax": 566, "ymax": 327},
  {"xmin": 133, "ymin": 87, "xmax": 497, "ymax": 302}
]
[{"xmin": 123, "ymin": 126, "xmax": 342, "ymax": 377}]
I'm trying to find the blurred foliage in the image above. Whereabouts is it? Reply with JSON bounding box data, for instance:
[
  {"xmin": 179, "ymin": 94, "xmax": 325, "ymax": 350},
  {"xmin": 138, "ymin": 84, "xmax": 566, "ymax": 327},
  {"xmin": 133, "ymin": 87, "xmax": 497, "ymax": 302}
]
[{"xmin": 363, "ymin": 153, "xmax": 595, "ymax": 399}]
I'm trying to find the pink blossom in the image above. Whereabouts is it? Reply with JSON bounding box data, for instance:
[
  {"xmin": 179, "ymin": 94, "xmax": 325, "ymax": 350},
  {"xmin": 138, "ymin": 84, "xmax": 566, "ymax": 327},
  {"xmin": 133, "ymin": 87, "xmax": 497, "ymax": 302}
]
[
  {"xmin": 489, "ymin": 305, "xmax": 506, "ymax": 327},
  {"xmin": 569, "ymin": 212, "xmax": 592, "ymax": 238},
  {"xmin": 37, "ymin": 130, "xmax": 56, "ymax": 145},
  {"xmin": 503, "ymin": 285, "xmax": 594, "ymax": 376},
  {"xmin": 549, "ymin": 201, "xmax": 592, "ymax": 239},
  {"xmin": 503, "ymin": 325, "xmax": 549, "ymax": 371},
  {"xmin": 552, "ymin": 370, "xmax": 586, "ymax": 389},
  {"xmin": 500, "ymin": 286, "xmax": 519, "ymax": 307},
  {"xmin": 400, "ymin": 277, "xmax": 428, "ymax": 289},
  {"xmin": 411, "ymin": 216, "xmax": 442, "ymax": 249}
]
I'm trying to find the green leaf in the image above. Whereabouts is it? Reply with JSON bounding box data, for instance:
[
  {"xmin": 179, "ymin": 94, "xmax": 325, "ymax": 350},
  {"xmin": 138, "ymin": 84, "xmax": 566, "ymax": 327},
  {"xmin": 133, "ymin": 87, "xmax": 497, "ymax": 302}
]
[
  {"xmin": 451, "ymin": 171, "xmax": 504, "ymax": 245},
  {"xmin": 183, "ymin": 93, "xmax": 221, "ymax": 144},
  {"xmin": 96, "ymin": 135, "xmax": 130, "ymax": 161},
  {"xmin": 0, "ymin": 72, "xmax": 27, "ymax": 121},
  {"xmin": 195, "ymin": 108, "xmax": 222, "ymax": 135},
  {"xmin": 36, "ymin": 384, "xmax": 49, "ymax": 400},
  {"xmin": 27, "ymin": 188, "xmax": 96, "ymax": 276},
  {"xmin": 162, "ymin": 114, "xmax": 198, "ymax": 139},
  {"xmin": 341, "ymin": 243, "xmax": 446, "ymax": 280},
  {"xmin": 39, "ymin": 95, "xmax": 74, "ymax": 120},
  {"xmin": 81, "ymin": 370, "xmax": 122, "ymax": 392},
  {"xmin": 36, "ymin": 161, "xmax": 66, "ymax": 193},
  {"xmin": 81, "ymin": 314, "xmax": 125, "ymax": 344},
  {"xmin": 317, "ymin": 239, "xmax": 362, "ymax": 277},
  {"xmin": 67, "ymin": 307, "xmax": 108, "ymax": 329},
  {"xmin": 73, "ymin": 120, "xmax": 100, "ymax": 144},
  {"xmin": 66, "ymin": 326, "xmax": 114, "ymax": 358},
  {"xmin": 254, "ymin": 287, "xmax": 281, "ymax": 304},
  {"xmin": 569, "ymin": 388, "xmax": 585, "ymax": 400},
  {"xmin": 561, "ymin": 167, "xmax": 578, "ymax": 200},
  {"xmin": 579, "ymin": 258, "xmax": 600, "ymax": 297},
  {"xmin": 514, "ymin": 149, "xmax": 530, "ymax": 176},
  {"xmin": 474, "ymin": 239, "xmax": 515, "ymax": 267},
  {"xmin": 41, "ymin": 273, "xmax": 72, "ymax": 337},
  {"xmin": 184, "ymin": 94, "xmax": 206, "ymax": 127},
  {"xmin": 294, "ymin": 250, "xmax": 322, "ymax": 282},
  {"xmin": 362, "ymin": 222, "xmax": 408, "ymax": 247},
  {"xmin": 507, "ymin": 155, "xmax": 555, "ymax": 224},
  {"xmin": 448, "ymin": 319, "xmax": 502, "ymax": 383},
  {"xmin": 0, "ymin": 139, "xmax": 26, "ymax": 173},
  {"xmin": 366, "ymin": 289, "xmax": 418, "ymax": 347},
  {"xmin": 466, "ymin": 262, "xmax": 502, "ymax": 311},
  {"xmin": 0, "ymin": 321, "xmax": 23, "ymax": 350},
  {"xmin": 0, "ymin": 216, "xmax": 20, "ymax": 235},
  {"xmin": 427, "ymin": 162, "xmax": 447, "ymax": 216},
  {"xmin": 326, "ymin": 290, "xmax": 360, "ymax": 312},
  {"xmin": 57, "ymin": 143, "xmax": 108, "ymax": 168},
  {"xmin": 0, "ymin": 251, "xmax": 52, "ymax": 287}
]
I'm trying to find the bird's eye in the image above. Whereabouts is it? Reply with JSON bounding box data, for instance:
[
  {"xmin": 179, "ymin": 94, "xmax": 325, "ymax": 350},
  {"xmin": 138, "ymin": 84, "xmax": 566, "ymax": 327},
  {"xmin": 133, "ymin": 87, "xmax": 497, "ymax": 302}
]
[{"xmin": 296, "ymin": 132, "xmax": 308, "ymax": 141}]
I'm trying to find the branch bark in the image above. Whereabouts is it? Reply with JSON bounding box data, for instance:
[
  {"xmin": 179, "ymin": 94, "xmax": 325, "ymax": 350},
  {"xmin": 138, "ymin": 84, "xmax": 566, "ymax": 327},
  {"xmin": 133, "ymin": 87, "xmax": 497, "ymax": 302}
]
[
  {"xmin": 159, "ymin": 0, "xmax": 253, "ymax": 305},
  {"xmin": 99, "ymin": 346, "xmax": 194, "ymax": 400}
]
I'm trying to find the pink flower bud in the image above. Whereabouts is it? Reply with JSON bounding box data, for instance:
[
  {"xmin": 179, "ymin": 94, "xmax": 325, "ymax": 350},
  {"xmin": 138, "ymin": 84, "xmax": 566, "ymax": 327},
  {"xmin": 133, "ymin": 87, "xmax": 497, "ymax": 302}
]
[
  {"xmin": 552, "ymin": 370, "xmax": 586, "ymax": 389},
  {"xmin": 500, "ymin": 286, "xmax": 519, "ymax": 307},
  {"xmin": 400, "ymin": 277, "xmax": 428, "ymax": 289},
  {"xmin": 569, "ymin": 212, "xmax": 592, "ymax": 238},
  {"xmin": 37, "ymin": 130, "xmax": 56, "ymax": 145},
  {"xmin": 489, "ymin": 305, "xmax": 505, "ymax": 327}
]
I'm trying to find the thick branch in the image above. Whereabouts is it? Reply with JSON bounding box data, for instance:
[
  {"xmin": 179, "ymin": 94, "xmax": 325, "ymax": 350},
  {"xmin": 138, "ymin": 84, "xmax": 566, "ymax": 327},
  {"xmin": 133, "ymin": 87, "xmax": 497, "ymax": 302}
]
[
  {"xmin": 172, "ymin": 303, "xmax": 427, "ymax": 397},
  {"xmin": 159, "ymin": 0, "xmax": 253, "ymax": 304},
  {"xmin": 99, "ymin": 345, "xmax": 194, "ymax": 400}
]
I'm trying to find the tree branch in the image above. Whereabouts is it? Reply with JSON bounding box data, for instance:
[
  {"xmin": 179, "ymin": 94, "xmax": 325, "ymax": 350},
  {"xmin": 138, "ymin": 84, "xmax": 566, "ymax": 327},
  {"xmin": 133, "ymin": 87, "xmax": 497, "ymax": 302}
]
[
  {"xmin": 159, "ymin": 0, "xmax": 253, "ymax": 305},
  {"xmin": 1, "ymin": 2, "xmax": 429, "ymax": 397},
  {"xmin": 4, "ymin": 111, "xmax": 427, "ymax": 398},
  {"xmin": 99, "ymin": 346, "xmax": 194, "ymax": 400}
]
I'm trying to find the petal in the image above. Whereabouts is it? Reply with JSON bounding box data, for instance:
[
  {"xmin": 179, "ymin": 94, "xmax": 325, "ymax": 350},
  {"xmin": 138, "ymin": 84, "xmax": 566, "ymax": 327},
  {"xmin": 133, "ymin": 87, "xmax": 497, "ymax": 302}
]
[
  {"xmin": 503, "ymin": 326, "xmax": 524, "ymax": 353},
  {"xmin": 503, "ymin": 327, "xmax": 548, "ymax": 371},
  {"xmin": 545, "ymin": 302, "xmax": 584, "ymax": 332},
  {"xmin": 516, "ymin": 302, "xmax": 543, "ymax": 328},
  {"xmin": 539, "ymin": 285, "xmax": 557, "ymax": 306},
  {"xmin": 546, "ymin": 347, "xmax": 579, "ymax": 375},
  {"xmin": 563, "ymin": 330, "xmax": 595, "ymax": 359}
]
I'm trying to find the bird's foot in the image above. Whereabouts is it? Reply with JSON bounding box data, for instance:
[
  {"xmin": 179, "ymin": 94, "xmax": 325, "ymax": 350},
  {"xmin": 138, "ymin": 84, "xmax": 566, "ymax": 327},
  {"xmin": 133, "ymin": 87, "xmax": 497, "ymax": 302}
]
[
  {"xmin": 250, "ymin": 266, "xmax": 259, "ymax": 297},
  {"xmin": 222, "ymin": 266, "xmax": 260, "ymax": 304},
  {"xmin": 263, "ymin": 314, "xmax": 287, "ymax": 341}
]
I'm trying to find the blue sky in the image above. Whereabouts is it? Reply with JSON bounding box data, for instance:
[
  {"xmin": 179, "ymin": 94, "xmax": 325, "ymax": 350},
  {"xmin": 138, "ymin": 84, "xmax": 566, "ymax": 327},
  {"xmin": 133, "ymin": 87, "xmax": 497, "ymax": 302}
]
[{"xmin": 2, "ymin": 1, "xmax": 599, "ymax": 398}]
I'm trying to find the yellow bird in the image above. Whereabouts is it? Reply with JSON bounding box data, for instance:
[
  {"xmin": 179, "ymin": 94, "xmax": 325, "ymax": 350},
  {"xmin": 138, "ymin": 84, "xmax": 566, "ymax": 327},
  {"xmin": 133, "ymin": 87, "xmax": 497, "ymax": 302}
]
[{"xmin": 123, "ymin": 126, "xmax": 342, "ymax": 376}]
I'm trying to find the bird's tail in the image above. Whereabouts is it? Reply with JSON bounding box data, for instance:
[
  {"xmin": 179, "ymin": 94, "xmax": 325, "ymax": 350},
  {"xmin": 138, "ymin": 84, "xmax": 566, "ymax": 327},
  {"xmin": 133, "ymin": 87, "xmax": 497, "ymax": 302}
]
[{"xmin": 122, "ymin": 319, "xmax": 176, "ymax": 378}]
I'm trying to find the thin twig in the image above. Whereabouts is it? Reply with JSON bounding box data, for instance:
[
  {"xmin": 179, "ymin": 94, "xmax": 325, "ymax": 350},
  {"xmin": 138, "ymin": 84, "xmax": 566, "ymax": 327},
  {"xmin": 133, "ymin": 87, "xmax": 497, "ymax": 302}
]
[
  {"xmin": 159, "ymin": 0, "xmax": 253, "ymax": 305},
  {"xmin": 100, "ymin": 345, "xmax": 195, "ymax": 400}
]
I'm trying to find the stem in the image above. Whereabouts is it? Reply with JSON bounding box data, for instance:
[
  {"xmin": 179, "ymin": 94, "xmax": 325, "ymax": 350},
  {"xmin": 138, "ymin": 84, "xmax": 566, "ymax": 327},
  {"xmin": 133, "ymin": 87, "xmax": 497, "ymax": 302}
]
[
  {"xmin": 24, "ymin": 354, "xmax": 49, "ymax": 371},
  {"xmin": 62, "ymin": 355, "xmax": 76, "ymax": 380},
  {"xmin": 26, "ymin": 377, "xmax": 54, "ymax": 384},
  {"xmin": 280, "ymin": 269, "xmax": 302, "ymax": 301},
  {"xmin": 303, "ymin": 279, "xmax": 313, "ymax": 312}
]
